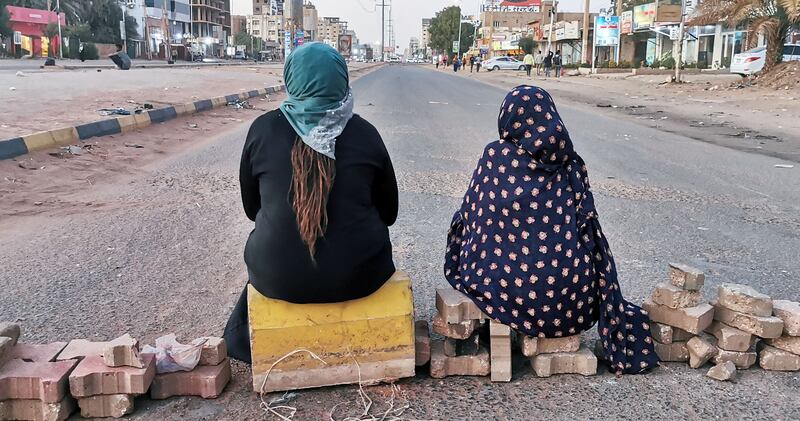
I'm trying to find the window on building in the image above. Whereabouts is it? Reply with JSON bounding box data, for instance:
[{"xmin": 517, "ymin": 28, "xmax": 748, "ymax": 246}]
[
  {"xmin": 253, "ymin": 20, "xmax": 260, "ymax": 25},
  {"xmin": 255, "ymin": 6, "xmax": 260, "ymax": 12},
  {"xmin": 253, "ymin": 30, "xmax": 260, "ymax": 35},
  {"xmin": 493, "ymin": 21, "xmax": 500, "ymax": 27}
]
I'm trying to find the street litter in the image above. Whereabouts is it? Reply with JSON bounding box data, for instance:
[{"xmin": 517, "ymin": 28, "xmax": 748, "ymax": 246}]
[
  {"xmin": 774, "ymin": 164, "xmax": 794, "ymax": 169},
  {"xmin": 98, "ymin": 108, "xmax": 131, "ymax": 116},
  {"xmin": 15, "ymin": 71, "xmax": 25, "ymax": 77},
  {"xmin": 124, "ymin": 143, "xmax": 144, "ymax": 148},
  {"xmin": 188, "ymin": 123, "xmax": 199, "ymax": 129},
  {"xmin": 9, "ymin": 87, "xmax": 16, "ymax": 91},
  {"xmin": 227, "ymin": 99, "xmax": 254, "ymax": 109},
  {"xmin": 141, "ymin": 334, "xmax": 205, "ymax": 373}
]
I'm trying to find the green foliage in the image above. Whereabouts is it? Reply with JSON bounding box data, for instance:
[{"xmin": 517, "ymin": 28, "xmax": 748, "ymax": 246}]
[
  {"xmin": 65, "ymin": 23, "xmax": 91, "ymax": 40},
  {"xmin": 44, "ymin": 22, "xmax": 60, "ymax": 39},
  {"xmin": 518, "ymin": 37, "xmax": 536, "ymax": 54},
  {"xmin": 662, "ymin": 56, "xmax": 676, "ymax": 69},
  {"xmin": 81, "ymin": 42, "xmax": 98, "ymax": 60},
  {"xmin": 697, "ymin": 59, "xmax": 708, "ymax": 69},
  {"xmin": 429, "ymin": 6, "xmax": 474, "ymax": 56},
  {"xmin": 650, "ymin": 59, "xmax": 661, "ymax": 68}
]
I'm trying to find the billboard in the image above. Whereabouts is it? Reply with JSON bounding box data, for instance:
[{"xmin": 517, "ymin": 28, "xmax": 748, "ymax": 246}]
[
  {"xmin": 555, "ymin": 21, "xmax": 580, "ymax": 41},
  {"xmin": 337, "ymin": 34, "xmax": 352, "ymax": 57},
  {"xmin": 656, "ymin": 0, "xmax": 682, "ymax": 23},
  {"xmin": 620, "ymin": 10, "xmax": 633, "ymax": 34},
  {"xmin": 633, "ymin": 3, "xmax": 656, "ymax": 30},
  {"xmin": 594, "ymin": 15, "xmax": 620, "ymax": 46},
  {"xmin": 481, "ymin": 0, "xmax": 541, "ymax": 12}
]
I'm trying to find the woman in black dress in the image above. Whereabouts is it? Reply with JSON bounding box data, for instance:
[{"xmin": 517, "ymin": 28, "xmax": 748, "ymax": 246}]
[{"xmin": 224, "ymin": 43, "xmax": 399, "ymax": 363}]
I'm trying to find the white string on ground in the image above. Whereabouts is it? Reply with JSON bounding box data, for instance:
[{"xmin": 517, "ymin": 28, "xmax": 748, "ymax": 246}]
[{"xmin": 258, "ymin": 348, "xmax": 328, "ymax": 420}]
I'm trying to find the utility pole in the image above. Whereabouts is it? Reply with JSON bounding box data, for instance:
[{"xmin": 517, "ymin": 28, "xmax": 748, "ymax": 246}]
[
  {"xmin": 674, "ymin": 13, "xmax": 685, "ymax": 82},
  {"xmin": 546, "ymin": 1, "xmax": 556, "ymax": 54},
  {"xmin": 456, "ymin": 3, "xmax": 462, "ymax": 58},
  {"xmin": 581, "ymin": 0, "xmax": 589, "ymax": 64},
  {"xmin": 379, "ymin": 0, "xmax": 385, "ymax": 62}
]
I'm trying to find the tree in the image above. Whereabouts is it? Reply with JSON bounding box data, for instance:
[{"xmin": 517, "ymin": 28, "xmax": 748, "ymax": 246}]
[
  {"xmin": 518, "ymin": 37, "xmax": 537, "ymax": 54},
  {"xmin": 429, "ymin": 6, "xmax": 475, "ymax": 56},
  {"xmin": 692, "ymin": 0, "xmax": 800, "ymax": 73},
  {"xmin": 44, "ymin": 22, "xmax": 59, "ymax": 39}
]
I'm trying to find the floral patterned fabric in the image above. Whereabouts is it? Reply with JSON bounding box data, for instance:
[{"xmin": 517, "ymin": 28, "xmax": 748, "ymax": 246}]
[{"xmin": 444, "ymin": 86, "xmax": 658, "ymax": 374}]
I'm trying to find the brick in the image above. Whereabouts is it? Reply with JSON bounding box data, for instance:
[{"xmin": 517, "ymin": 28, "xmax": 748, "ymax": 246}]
[
  {"xmin": 0, "ymin": 359, "xmax": 77, "ymax": 403},
  {"xmin": 713, "ymin": 302, "xmax": 784, "ymax": 339},
  {"xmin": 150, "ymin": 359, "xmax": 231, "ymax": 399},
  {"xmin": 520, "ymin": 335, "xmax": 581, "ymax": 357},
  {"xmin": 7, "ymin": 343, "xmax": 68, "ymax": 363},
  {"xmin": 489, "ymin": 321, "xmax": 511, "ymax": 382},
  {"xmin": 712, "ymin": 347, "xmax": 758, "ymax": 369},
  {"xmin": 0, "ymin": 337, "xmax": 13, "ymax": 364},
  {"xmin": 772, "ymin": 300, "xmax": 800, "ymax": 336},
  {"xmin": 758, "ymin": 344, "xmax": 800, "ymax": 371},
  {"xmin": 414, "ymin": 321, "xmax": 431, "ymax": 366},
  {"xmin": 531, "ymin": 345, "xmax": 597, "ymax": 377},
  {"xmin": 77, "ymin": 394, "xmax": 134, "ymax": 418},
  {"xmin": 654, "ymin": 341, "xmax": 690, "ymax": 362},
  {"xmin": 429, "ymin": 340, "xmax": 490, "ymax": 378},
  {"xmin": 194, "ymin": 337, "xmax": 227, "ymax": 366},
  {"xmin": 248, "ymin": 272, "xmax": 415, "ymax": 392},
  {"xmin": 0, "ymin": 322, "xmax": 21, "ymax": 345},
  {"xmin": 642, "ymin": 299, "xmax": 714, "ymax": 334},
  {"xmin": 431, "ymin": 314, "xmax": 479, "ymax": 340},
  {"xmin": 68, "ymin": 354, "xmax": 156, "ymax": 397},
  {"xmin": 0, "ymin": 397, "xmax": 76, "ymax": 421},
  {"xmin": 717, "ymin": 284, "xmax": 773, "ymax": 317},
  {"xmin": 57, "ymin": 339, "xmax": 109, "ymax": 361},
  {"xmin": 765, "ymin": 336, "xmax": 800, "ymax": 356},
  {"xmin": 444, "ymin": 333, "xmax": 480, "ymax": 357},
  {"xmin": 651, "ymin": 283, "xmax": 703, "ymax": 309},
  {"xmin": 706, "ymin": 361, "xmax": 736, "ymax": 381},
  {"xmin": 103, "ymin": 334, "xmax": 143, "ymax": 368},
  {"xmin": 668, "ymin": 263, "xmax": 705, "ymax": 291},
  {"xmin": 435, "ymin": 288, "xmax": 486, "ymax": 323},
  {"xmin": 705, "ymin": 321, "xmax": 754, "ymax": 352},
  {"xmin": 687, "ymin": 337, "xmax": 718, "ymax": 369},
  {"xmin": 650, "ymin": 323, "xmax": 674, "ymax": 344}
]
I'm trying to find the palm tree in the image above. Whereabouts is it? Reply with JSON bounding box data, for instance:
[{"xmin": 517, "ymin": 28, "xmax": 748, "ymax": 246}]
[{"xmin": 692, "ymin": 0, "xmax": 800, "ymax": 73}]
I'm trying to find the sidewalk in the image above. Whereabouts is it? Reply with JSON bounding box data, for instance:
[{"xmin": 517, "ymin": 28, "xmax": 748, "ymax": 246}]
[{"xmin": 442, "ymin": 66, "xmax": 800, "ymax": 162}]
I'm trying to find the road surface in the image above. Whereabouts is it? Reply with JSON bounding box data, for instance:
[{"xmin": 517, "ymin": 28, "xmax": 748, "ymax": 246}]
[{"xmin": 0, "ymin": 64, "xmax": 798, "ymax": 419}]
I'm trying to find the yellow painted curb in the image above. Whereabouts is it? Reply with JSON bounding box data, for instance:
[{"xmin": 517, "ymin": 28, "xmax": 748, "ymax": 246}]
[
  {"xmin": 133, "ymin": 113, "xmax": 152, "ymax": 129},
  {"xmin": 22, "ymin": 132, "xmax": 58, "ymax": 152},
  {"xmin": 117, "ymin": 115, "xmax": 138, "ymax": 133}
]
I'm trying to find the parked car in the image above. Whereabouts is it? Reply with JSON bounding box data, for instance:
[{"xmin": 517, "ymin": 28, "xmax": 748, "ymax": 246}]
[
  {"xmin": 482, "ymin": 56, "xmax": 525, "ymax": 71},
  {"xmin": 730, "ymin": 44, "xmax": 800, "ymax": 75}
]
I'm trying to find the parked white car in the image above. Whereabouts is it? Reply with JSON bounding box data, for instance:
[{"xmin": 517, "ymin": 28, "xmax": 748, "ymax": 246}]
[
  {"xmin": 730, "ymin": 44, "xmax": 800, "ymax": 75},
  {"xmin": 482, "ymin": 56, "xmax": 525, "ymax": 71}
]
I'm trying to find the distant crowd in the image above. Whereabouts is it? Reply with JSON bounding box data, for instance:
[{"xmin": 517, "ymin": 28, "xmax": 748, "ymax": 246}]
[{"xmin": 434, "ymin": 50, "xmax": 564, "ymax": 78}]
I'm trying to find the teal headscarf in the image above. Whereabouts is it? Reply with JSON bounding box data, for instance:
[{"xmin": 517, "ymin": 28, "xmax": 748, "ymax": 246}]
[{"xmin": 279, "ymin": 42, "xmax": 353, "ymax": 160}]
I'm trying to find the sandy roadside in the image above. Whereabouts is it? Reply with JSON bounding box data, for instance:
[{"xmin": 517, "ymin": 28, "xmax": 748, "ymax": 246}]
[{"xmin": 434, "ymin": 65, "xmax": 800, "ymax": 162}]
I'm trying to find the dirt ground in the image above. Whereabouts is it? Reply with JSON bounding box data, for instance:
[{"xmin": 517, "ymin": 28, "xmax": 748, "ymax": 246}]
[{"xmin": 446, "ymin": 66, "xmax": 800, "ymax": 163}]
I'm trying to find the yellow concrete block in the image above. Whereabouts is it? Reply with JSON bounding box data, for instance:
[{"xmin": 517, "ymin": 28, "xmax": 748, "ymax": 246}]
[
  {"xmin": 132, "ymin": 113, "xmax": 151, "ymax": 129},
  {"xmin": 248, "ymin": 271, "xmax": 415, "ymax": 392},
  {"xmin": 49, "ymin": 127, "xmax": 79, "ymax": 145},
  {"xmin": 174, "ymin": 103, "xmax": 196, "ymax": 116},
  {"xmin": 211, "ymin": 97, "xmax": 227, "ymax": 107},
  {"xmin": 22, "ymin": 131, "xmax": 58, "ymax": 152},
  {"xmin": 116, "ymin": 116, "xmax": 138, "ymax": 133}
]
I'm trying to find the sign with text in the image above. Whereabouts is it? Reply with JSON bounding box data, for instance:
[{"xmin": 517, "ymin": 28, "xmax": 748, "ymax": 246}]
[
  {"xmin": 481, "ymin": 0, "xmax": 541, "ymax": 12},
  {"xmin": 453, "ymin": 40, "xmax": 460, "ymax": 53},
  {"xmin": 621, "ymin": 10, "xmax": 633, "ymax": 34},
  {"xmin": 633, "ymin": 3, "xmax": 656, "ymax": 30},
  {"xmin": 594, "ymin": 15, "xmax": 620, "ymax": 46},
  {"xmin": 554, "ymin": 20, "xmax": 580, "ymax": 41},
  {"xmin": 338, "ymin": 34, "xmax": 352, "ymax": 57},
  {"xmin": 656, "ymin": 0, "xmax": 682, "ymax": 23}
]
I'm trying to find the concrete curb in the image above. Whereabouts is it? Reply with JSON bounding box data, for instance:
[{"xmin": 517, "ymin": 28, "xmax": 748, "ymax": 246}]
[
  {"xmin": 0, "ymin": 84, "xmax": 285, "ymax": 161},
  {"xmin": 57, "ymin": 61, "xmax": 282, "ymax": 71}
]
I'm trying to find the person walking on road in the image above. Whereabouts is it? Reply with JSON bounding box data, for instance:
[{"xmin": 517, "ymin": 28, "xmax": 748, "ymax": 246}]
[
  {"xmin": 442, "ymin": 55, "xmax": 448, "ymax": 69},
  {"xmin": 453, "ymin": 56, "xmax": 460, "ymax": 72},
  {"xmin": 475, "ymin": 56, "xmax": 482, "ymax": 73},
  {"xmin": 534, "ymin": 50, "xmax": 544, "ymax": 75},
  {"xmin": 436, "ymin": 57, "xmax": 440, "ymax": 69},
  {"xmin": 543, "ymin": 51, "xmax": 553, "ymax": 78},
  {"xmin": 523, "ymin": 51, "xmax": 534, "ymax": 77},
  {"xmin": 470, "ymin": 55, "xmax": 476, "ymax": 73},
  {"xmin": 554, "ymin": 50, "xmax": 563, "ymax": 78},
  {"xmin": 224, "ymin": 42, "xmax": 399, "ymax": 363},
  {"xmin": 443, "ymin": 85, "xmax": 659, "ymax": 376}
]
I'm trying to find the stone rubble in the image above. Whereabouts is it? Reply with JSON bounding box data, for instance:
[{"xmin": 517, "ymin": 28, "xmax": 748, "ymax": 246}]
[
  {"xmin": 717, "ymin": 284, "xmax": 774, "ymax": 317},
  {"xmin": 772, "ymin": 300, "xmax": 800, "ymax": 336},
  {"xmin": 704, "ymin": 321, "xmax": 754, "ymax": 352},
  {"xmin": 712, "ymin": 302, "xmax": 784, "ymax": 339},
  {"xmin": 668, "ymin": 263, "xmax": 705, "ymax": 291},
  {"xmin": 706, "ymin": 361, "xmax": 737, "ymax": 381},
  {"xmin": 687, "ymin": 336, "xmax": 718, "ymax": 369}
]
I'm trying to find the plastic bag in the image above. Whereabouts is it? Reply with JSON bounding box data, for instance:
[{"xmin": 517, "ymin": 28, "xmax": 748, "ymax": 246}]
[{"xmin": 141, "ymin": 334, "xmax": 206, "ymax": 374}]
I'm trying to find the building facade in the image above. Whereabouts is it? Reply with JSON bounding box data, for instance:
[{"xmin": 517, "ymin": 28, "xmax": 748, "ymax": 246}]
[
  {"xmin": 126, "ymin": 0, "xmax": 191, "ymax": 59},
  {"xmin": 302, "ymin": 3, "xmax": 318, "ymax": 42},
  {"xmin": 191, "ymin": 0, "xmax": 231, "ymax": 57},
  {"xmin": 421, "ymin": 18, "xmax": 431, "ymax": 57},
  {"xmin": 6, "ymin": 6, "xmax": 65, "ymax": 58},
  {"xmin": 317, "ymin": 16, "xmax": 347, "ymax": 47},
  {"xmin": 231, "ymin": 15, "xmax": 247, "ymax": 35},
  {"xmin": 247, "ymin": 13, "xmax": 284, "ymax": 58}
]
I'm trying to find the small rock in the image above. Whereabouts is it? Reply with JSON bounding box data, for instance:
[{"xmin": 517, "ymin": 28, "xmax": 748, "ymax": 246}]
[{"xmin": 707, "ymin": 361, "xmax": 736, "ymax": 381}]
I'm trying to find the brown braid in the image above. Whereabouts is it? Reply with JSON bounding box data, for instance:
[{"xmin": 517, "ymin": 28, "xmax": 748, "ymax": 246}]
[{"xmin": 290, "ymin": 137, "xmax": 336, "ymax": 257}]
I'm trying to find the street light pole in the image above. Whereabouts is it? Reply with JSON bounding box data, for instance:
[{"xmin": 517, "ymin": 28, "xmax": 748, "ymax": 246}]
[
  {"xmin": 456, "ymin": 4, "xmax": 462, "ymax": 58},
  {"xmin": 581, "ymin": 0, "xmax": 589, "ymax": 64},
  {"xmin": 56, "ymin": 0, "xmax": 63, "ymax": 59},
  {"xmin": 380, "ymin": 0, "xmax": 385, "ymax": 62},
  {"xmin": 546, "ymin": 1, "xmax": 556, "ymax": 54},
  {"xmin": 674, "ymin": 13, "xmax": 685, "ymax": 82}
]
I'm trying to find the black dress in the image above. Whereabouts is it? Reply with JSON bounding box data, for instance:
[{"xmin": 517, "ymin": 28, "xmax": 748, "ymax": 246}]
[{"xmin": 224, "ymin": 109, "xmax": 399, "ymax": 362}]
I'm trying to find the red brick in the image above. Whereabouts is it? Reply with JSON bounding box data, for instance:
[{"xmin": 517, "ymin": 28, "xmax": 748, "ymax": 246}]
[
  {"xmin": 642, "ymin": 299, "xmax": 714, "ymax": 334},
  {"xmin": 773, "ymin": 300, "xmax": 800, "ymax": 336},
  {"xmin": 718, "ymin": 284, "xmax": 773, "ymax": 317},
  {"xmin": 651, "ymin": 283, "xmax": 703, "ymax": 309},
  {"xmin": 705, "ymin": 321, "xmax": 754, "ymax": 352},
  {"xmin": 414, "ymin": 321, "xmax": 431, "ymax": 366},
  {"xmin": 758, "ymin": 344, "xmax": 800, "ymax": 371},
  {"xmin": 68, "ymin": 354, "xmax": 156, "ymax": 397},
  {"xmin": 765, "ymin": 336, "xmax": 800, "ymax": 356},
  {"xmin": 431, "ymin": 314, "xmax": 478, "ymax": 340},
  {"xmin": 7, "ymin": 343, "xmax": 68, "ymax": 363},
  {"xmin": 0, "ymin": 322, "xmax": 21, "ymax": 346},
  {"xmin": 668, "ymin": 263, "xmax": 705, "ymax": 291},
  {"xmin": 56, "ymin": 339, "xmax": 109, "ymax": 361},
  {"xmin": 150, "ymin": 359, "xmax": 231, "ymax": 399},
  {"xmin": 0, "ymin": 397, "xmax": 75, "ymax": 421},
  {"xmin": 429, "ymin": 340, "xmax": 490, "ymax": 378},
  {"xmin": 654, "ymin": 341, "xmax": 690, "ymax": 362},
  {"xmin": 706, "ymin": 361, "xmax": 736, "ymax": 381},
  {"xmin": 77, "ymin": 394, "xmax": 134, "ymax": 418},
  {"xmin": 194, "ymin": 337, "xmax": 227, "ymax": 366},
  {"xmin": 687, "ymin": 337, "xmax": 718, "ymax": 369},
  {"xmin": 102, "ymin": 334, "xmax": 143, "ymax": 368},
  {"xmin": 0, "ymin": 359, "xmax": 77, "ymax": 403},
  {"xmin": 713, "ymin": 302, "xmax": 784, "ymax": 339}
]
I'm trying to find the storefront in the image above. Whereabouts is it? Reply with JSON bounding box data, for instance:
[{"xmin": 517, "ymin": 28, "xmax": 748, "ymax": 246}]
[{"xmin": 6, "ymin": 6, "xmax": 65, "ymax": 58}]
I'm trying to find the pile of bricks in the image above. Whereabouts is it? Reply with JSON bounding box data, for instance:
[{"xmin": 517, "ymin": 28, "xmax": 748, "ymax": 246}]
[
  {"xmin": 522, "ymin": 334, "xmax": 597, "ymax": 378},
  {"xmin": 0, "ymin": 323, "xmax": 76, "ymax": 421},
  {"xmin": 0, "ymin": 327, "xmax": 230, "ymax": 420},
  {"xmin": 642, "ymin": 263, "xmax": 800, "ymax": 381}
]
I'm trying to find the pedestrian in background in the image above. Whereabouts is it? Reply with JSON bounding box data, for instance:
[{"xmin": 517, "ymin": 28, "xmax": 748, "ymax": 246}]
[
  {"xmin": 453, "ymin": 56, "xmax": 461, "ymax": 72},
  {"xmin": 543, "ymin": 51, "xmax": 553, "ymax": 78},
  {"xmin": 523, "ymin": 51, "xmax": 534, "ymax": 77},
  {"xmin": 475, "ymin": 56, "xmax": 482, "ymax": 72},
  {"xmin": 534, "ymin": 50, "xmax": 544, "ymax": 75},
  {"xmin": 470, "ymin": 55, "xmax": 476, "ymax": 73},
  {"xmin": 436, "ymin": 57, "xmax": 440, "ymax": 69},
  {"xmin": 554, "ymin": 50, "xmax": 563, "ymax": 78},
  {"xmin": 224, "ymin": 42, "xmax": 399, "ymax": 363},
  {"xmin": 443, "ymin": 55, "xmax": 448, "ymax": 69}
]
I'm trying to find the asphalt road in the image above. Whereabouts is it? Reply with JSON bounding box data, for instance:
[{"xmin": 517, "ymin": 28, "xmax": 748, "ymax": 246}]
[{"xmin": 1, "ymin": 64, "xmax": 799, "ymax": 420}]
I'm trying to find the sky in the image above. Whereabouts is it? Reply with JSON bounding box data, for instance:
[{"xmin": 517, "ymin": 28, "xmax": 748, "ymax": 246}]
[{"xmin": 231, "ymin": 0, "xmax": 608, "ymax": 52}]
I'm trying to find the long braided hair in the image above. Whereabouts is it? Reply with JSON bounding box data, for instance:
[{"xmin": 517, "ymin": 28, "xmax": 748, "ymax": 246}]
[{"xmin": 290, "ymin": 136, "xmax": 336, "ymax": 257}]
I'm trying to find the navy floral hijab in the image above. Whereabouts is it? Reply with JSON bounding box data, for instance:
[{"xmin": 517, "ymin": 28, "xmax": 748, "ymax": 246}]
[{"xmin": 445, "ymin": 85, "xmax": 658, "ymax": 374}]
